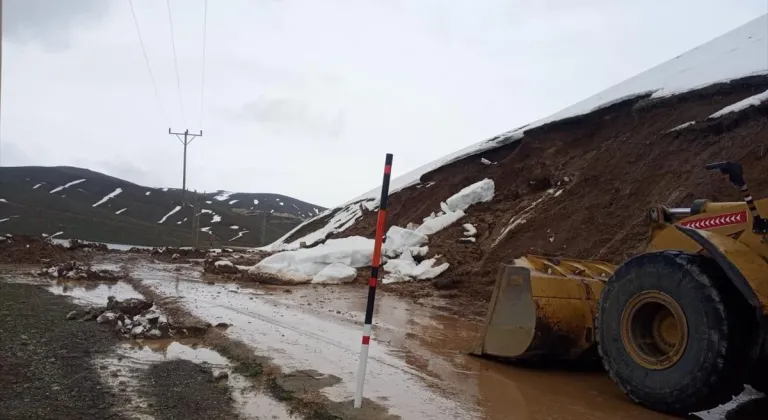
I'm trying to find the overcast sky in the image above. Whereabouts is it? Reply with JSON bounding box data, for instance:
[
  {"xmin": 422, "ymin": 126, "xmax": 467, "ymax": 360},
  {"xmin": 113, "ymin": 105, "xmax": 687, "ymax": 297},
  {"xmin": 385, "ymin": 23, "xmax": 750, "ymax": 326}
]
[{"xmin": 1, "ymin": 1, "xmax": 766, "ymax": 207}]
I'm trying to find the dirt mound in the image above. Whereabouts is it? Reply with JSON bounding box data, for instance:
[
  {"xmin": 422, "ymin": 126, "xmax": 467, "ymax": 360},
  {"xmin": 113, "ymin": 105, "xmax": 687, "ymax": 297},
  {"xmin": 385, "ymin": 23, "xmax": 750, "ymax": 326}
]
[
  {"xmin": 0, "ymin": 235, "xmax": 93, "ymax": 264},
  {"xmin": 335, "ymin": 75, "xmax": 768, "ymax": 315}
]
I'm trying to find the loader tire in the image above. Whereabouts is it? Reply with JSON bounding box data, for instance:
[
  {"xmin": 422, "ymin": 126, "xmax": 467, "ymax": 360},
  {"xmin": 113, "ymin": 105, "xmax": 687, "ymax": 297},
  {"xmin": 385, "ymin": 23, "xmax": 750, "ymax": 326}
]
[{"xmin": 597, "ymin": 251, "xmax": 747, "ymax": 415}]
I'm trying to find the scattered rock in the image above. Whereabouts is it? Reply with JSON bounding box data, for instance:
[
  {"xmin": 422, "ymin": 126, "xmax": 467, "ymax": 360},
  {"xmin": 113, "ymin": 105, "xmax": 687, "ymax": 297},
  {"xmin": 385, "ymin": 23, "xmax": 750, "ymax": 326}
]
[
  {"xmin": 146, "ymin": 329, "xmax": 162, "ymax": 338},
  {"xmin": 116, "ymin": 298, "xmax": 153, "ymax": 317},
  {"xmin": 214, "ymin": 322, "xmax": 230, "ymax": 330},
  {"xmin": 213, "ymin": 371, "xmax": 229, "ymax": 381},
  {"xmin": 171, "ymin": 253, "xmax": 181, "ymax": 261},
  {"xmin": 96, "ymin": 311, "xmax": 118, "ymax": 325}
]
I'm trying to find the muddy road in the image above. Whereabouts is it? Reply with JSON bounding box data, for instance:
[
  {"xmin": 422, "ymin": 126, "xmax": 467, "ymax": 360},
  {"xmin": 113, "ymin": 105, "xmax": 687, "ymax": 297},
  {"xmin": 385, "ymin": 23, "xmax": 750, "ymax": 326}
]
[{"xmin": 1, "ymin": 255, "xmax": 765, "ymax": 419}]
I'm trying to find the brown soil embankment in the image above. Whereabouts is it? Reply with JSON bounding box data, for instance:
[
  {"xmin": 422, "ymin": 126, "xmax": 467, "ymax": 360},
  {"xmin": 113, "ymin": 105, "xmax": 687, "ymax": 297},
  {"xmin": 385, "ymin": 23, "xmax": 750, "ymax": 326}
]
[{"xmin": 338, "ymin": 75, "xmax": 768, "ymax": 315}]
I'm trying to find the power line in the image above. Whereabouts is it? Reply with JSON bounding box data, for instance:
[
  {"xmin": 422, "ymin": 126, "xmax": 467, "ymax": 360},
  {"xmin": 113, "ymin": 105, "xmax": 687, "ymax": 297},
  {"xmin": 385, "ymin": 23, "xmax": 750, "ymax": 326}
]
[
  {"xmin": 199, "ymin": 0, "xmax": 208, "ymax": 129},
  {"xmin": 127, "ymin": 0, "xmax": 169, "ymax": 124},
  {"xmin": 166, "ymin": 0, "xmax": 186, "ymax": 126}
]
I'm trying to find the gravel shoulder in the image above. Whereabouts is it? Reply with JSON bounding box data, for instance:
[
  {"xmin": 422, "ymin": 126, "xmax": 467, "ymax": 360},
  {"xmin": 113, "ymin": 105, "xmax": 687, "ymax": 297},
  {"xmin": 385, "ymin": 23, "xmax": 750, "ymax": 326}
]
[
  {"xmin": 0, "ymin": 282, "xmax": 125, "ymax": 420},
  {"xmin": 139, "ymin": 359, "xmax": 241, "ymax": 420}
]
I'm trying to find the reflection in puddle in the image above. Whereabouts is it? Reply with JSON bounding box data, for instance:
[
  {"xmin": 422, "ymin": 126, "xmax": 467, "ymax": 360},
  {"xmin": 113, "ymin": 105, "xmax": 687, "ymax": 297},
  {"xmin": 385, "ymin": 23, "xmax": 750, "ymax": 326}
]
[
  {"xmin": 96, "ymin": 340, "xmax": 296, "ymax": 420},
  {"xmin": 47, "ymin": 281, "xmax": 144, "ymax": 306}
]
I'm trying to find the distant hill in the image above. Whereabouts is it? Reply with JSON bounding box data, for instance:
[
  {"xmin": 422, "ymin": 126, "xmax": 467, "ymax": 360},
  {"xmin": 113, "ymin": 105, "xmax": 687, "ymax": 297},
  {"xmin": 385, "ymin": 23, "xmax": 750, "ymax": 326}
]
[{"xmin": 0, "ymin": 166, "xmax": 325, "ymax": 247}]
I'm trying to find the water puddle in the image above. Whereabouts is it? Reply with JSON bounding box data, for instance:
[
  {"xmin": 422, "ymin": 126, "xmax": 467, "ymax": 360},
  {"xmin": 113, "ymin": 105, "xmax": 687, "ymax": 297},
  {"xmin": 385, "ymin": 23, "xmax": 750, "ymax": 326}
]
[
  {"xmin": 96, "ymin": 340, "xmax": 296, "ymax": 420},
  {"xmin": 47, "ymin": 281, "xmax": 145, "ymax": 306}
]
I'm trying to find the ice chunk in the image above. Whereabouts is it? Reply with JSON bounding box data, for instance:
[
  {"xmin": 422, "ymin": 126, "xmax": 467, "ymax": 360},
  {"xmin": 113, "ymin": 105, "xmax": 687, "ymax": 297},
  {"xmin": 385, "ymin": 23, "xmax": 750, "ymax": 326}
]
[
  {"xmin": 382, "ymin": 252, "xmax": 450, "ymax": 284},
  {"xmin": 384, "ymin": 226, "xmax": 428, "ymax": 256},
  {"xmin": 709, "ymin": 89, "xmax": 768, "ymax": 119},
  {"xmin": 445, "ymin": 179, "xmax": 495, "ymax": 212},
  {"xmin": 463, "ymin": 224, "xmax": 477, "ymax": 236},
  {"xmin": 416, "ymin": 210, "xmax": 465, "ymax": 236},
  {"xmin": 312, "ymin": 262, "xmax": 357, "ymax": 284}
]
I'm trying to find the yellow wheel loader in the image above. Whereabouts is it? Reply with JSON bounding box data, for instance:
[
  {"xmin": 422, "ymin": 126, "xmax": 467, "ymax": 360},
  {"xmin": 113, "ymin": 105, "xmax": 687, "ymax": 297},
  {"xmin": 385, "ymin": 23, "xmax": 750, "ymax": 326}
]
[{"xmin": 473, "ymin": 161, "xmax": 768, "ymax": 415}]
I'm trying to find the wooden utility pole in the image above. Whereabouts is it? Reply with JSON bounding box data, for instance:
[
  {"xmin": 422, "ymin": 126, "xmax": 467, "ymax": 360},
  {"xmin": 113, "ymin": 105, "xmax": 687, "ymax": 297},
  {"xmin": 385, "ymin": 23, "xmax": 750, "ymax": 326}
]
[
  {"xmin": 192, "ymin": 190, "xmax": 200, "ymax": 248},
  {"xmin": 168, "ymin": 128, "xmax": 202, "ymax": 203}
]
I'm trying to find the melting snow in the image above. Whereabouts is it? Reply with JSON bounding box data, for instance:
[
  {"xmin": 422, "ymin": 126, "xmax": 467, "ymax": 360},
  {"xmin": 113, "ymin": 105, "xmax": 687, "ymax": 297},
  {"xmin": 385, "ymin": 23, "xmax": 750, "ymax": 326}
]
[
  {"xmin": 230, "ymin": 225, "xmax": 240, "ymax": 229},
  {"xmin": 709, "ymin": 88, "xmax": 768, "ymax": 119},
  {"xmin": 253, "ymin": 199, "xmax": 259, "ymax": 205},
  {"xmin": 214, "ymin": 191, "xmax": 234, "ymax": 201},
  {"xmin": 463, "ymin": 224, "xmax": 477, "ymax": 236},
  {"xmin": 115, "ymin": 208, "xmax": 127, "ymax": 215},
  {"xmin": 92, "ymin": 188, "xmax": 123, "ymax": 207},
  {"xmin": 161, "ymin": 188, "xmax": 168, "ymax": 192},
  {"xmin": 0, "ymin": 218, "xmax": 9, "ymax": 223},
  {"xmin": 50, "ymin": 179, "xmax": 86, "ymax": 194},
  {"xmin": 200, "ymin": 227, "xmax": 212, "ymax": 235},
  {"xmin": 229, "ymin": 199, "xmax": 239, "ymax": 205},
  {"xmin": 158, "ymin": 206, "xmax": 182, "ymax": 223},
  {"xmin": 314, "ymin": 208, "xmax": 319, "ymax": 214},
  {"xmin": 0, "ymin": 199, "xmax": 7, "ymax": 203},
  {"xmin": 33, "ymin": 183, "xmax": 43, "ymax": 189},
  {"xmin": 382, "ymin": 251, "xmax": 449, "ymax": 285},
  {"xmin": 145, "ymin": 191, "xmax": 151, "ymax": 196}
]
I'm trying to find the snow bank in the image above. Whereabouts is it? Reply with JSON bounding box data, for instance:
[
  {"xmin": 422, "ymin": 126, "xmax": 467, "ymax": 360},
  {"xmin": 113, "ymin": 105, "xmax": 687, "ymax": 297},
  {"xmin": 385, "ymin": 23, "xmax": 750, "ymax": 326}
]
[
  {"xmin": 352, "ymin": 15, "xmax": 768, "ymax": 205},
  {"xmin": 115, "ymin": 208, "xmax": 127, "ymax": 215},
  {"xmin": 445, "ymin": 179, "xmax": 494, "ymax": 212},
  {"xmin": 312, "ymin": 263, "xmax": 358, "ymax": 284},
  {"xmin": 709, "ymin": 88, "xmax": 768, "ymax": 119},
  {"xmin": 93, "ymin": 188, "xmax": 123, "ymax": 207},
  {"xmin": 158, "ymin": 206, "xmax": 181, "ymax": 223},
  {"xmin": 250, "ymin": 236, "xmax": 373, "ymax": 283},
  {"xmin": 50, "ymin": 179, "xmax": 85, "ymax": 194}
]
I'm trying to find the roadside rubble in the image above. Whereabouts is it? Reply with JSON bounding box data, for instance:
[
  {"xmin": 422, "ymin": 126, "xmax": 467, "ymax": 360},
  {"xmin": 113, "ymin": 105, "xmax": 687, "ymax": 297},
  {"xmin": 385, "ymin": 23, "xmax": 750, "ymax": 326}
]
[
  {"xmin": 0, "ymin": 234, "xmax": 96, "ymax": 264},
  {"xmin": 66, "ymin": 296, "xmax": 210, "ymax": 340},
  {"xmin": 33, "ymin": 261, "xmax": 121, "ymax": 280}
]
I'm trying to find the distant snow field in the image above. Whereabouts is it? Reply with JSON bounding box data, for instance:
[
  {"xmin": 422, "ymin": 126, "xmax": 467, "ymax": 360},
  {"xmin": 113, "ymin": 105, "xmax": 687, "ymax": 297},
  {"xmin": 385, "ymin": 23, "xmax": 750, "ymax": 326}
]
[
  {"xmin": 93, "ymin": 188, "xmax": 123, "ymax": 207},
  {"xmin": 50, "ymin": 179, "xmax": 86, "ymax": 194}
]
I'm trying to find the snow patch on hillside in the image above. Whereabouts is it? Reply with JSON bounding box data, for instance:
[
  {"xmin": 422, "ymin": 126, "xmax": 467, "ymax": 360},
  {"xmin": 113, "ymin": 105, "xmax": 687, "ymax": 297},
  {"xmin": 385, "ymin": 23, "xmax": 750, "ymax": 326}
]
[
  {"xmin": 214, "ymin": 191, "xmax": 233, "ymax": 201},
  {"xmin": 145, "ymin": 191, "xmax": 151, "ymax": 196},
  {"xmin": 33, "ymin": 183, "xmax": 43, "ymax": 189},
  {"xmin": 50, "ymin": 179, "xmax": 86, "ymax": 194},
  {"xmin": 93, "ymin": 188, "xmax": 123, "ymax": 207},
  {"xmin": 709, "ymin": 88, "xmax": 768, "ymax": 119},
  {"xmin": 0, "ymin": 199, "xmax": 7, "ymax": 203},
  {"xmin": 115, "ymin": 208, "xmax": 127, "ymax": 215},
  {"xmin": 229, "ymin": 230, "xmax": 249, "ymax": 242},
  {"xmin": 253, "ymin": 199, "xmax": 259, "ymax": 205},
  {"xmin": 0, "ymin": 218, "xmax": 9, "ymax": 223},
  {"xmin": 158, "ymin": 206, "xmax": 182, "ymax": 224},
  {"xmin": 200, "ymin": 227, "xmax": 212, "ymax": 235},
  {"xmin": 229, "ymin": 199, "xmax": 239, "ymax": 205}
]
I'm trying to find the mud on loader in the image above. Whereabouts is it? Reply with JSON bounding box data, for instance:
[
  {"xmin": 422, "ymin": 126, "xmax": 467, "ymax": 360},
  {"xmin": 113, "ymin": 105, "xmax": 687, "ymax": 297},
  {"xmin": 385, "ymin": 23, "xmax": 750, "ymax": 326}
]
[{"xmin": 473, "ymin": 161, "xmax": 768, "ymax": 415}]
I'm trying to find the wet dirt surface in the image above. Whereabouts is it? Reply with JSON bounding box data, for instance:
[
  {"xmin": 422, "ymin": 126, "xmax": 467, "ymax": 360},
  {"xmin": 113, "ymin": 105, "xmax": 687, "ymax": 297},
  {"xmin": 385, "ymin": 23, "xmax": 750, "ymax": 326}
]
[
  {"xmin": 125, "ymin": 260, "xmax": 766, "ymax": 420},
  {"xmin": 2, "ymin": 257, "xmax": 764, "ymax": 419}
]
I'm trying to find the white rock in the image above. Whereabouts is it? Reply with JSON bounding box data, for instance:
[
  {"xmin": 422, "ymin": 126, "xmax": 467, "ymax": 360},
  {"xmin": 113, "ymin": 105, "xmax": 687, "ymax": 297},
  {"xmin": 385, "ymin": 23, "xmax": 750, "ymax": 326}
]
[
  {"xmin": 481, "ymin": 158, "xmax": 492, "ymax": 165},
  {"xmin": 130, "ymin": 325, "xmax": 145, "ymax": 336},
  {"xmin": 96, "ymin": 312, "xmax": 118, "ymax": 324},
  {"xmin": 463, "ymin": 223, "xmax": 477, "ymax": 237}
]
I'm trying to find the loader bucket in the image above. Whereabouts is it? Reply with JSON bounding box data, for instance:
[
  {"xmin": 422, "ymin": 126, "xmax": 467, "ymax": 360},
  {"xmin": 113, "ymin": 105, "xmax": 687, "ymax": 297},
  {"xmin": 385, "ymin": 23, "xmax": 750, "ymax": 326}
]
[{"xmin": 472, "ymin": 256, "xmax": 616, "ymax": 361}]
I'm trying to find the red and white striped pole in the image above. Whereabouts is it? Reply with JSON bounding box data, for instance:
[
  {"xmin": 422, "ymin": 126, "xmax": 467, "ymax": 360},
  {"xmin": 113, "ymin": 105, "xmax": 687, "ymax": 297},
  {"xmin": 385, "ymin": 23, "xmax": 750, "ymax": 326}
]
[{"xmin": 354, "ymin": 153, "xmax": 393, "ymax": 409}]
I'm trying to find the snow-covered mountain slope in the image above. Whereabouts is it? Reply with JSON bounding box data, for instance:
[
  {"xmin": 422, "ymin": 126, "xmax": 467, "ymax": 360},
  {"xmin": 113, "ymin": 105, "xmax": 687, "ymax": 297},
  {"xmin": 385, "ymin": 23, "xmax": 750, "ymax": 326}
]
[
  {"xmin": 0, "ymin": 166, "xmax": 325, "ymax": 247},
  {"xmin": 266, "ymin": 14, "xmax": 768, "ymax": 251}
]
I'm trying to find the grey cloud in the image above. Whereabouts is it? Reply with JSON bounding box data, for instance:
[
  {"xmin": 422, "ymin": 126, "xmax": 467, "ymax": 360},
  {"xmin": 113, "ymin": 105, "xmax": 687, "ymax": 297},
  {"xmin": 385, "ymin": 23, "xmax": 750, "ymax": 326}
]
[{"xmin": 4, "ymin": 0, "xmax": 112, "ymax": 49}]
